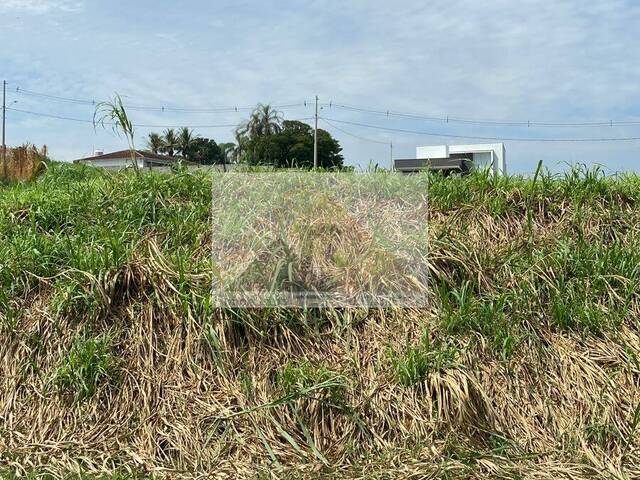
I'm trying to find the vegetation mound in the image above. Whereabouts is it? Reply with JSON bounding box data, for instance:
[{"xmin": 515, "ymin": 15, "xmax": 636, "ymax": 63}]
[{"xmin": 1, "ymin": 163, "xmax": 640, "ymax": 479}]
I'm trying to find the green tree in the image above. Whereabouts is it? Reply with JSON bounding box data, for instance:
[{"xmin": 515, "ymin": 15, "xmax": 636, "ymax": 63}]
[
  {"xmin": 162, "ymin": 128, "xmax": 179, "ymax": 157},
  {"xmin": 238, "ymin": 103, "xmax": 283, "ymax": 138},
  {"xmin": 235, "ymin": 104, "xmax": 283, "ymax": 160},
  {"xmin": 218, "ymin": 142, "xmax": 237, "ymax": 164},
  {"xmin": 187, "ymin": 137, "xmax": 222, "ymax": 165},
  {"xmin": 244, "ymin": 120, "xmax": 343, "ymax": 169},
  {"xmin": 146, "ymin": 132, "xmax": 164, "ymax": 154},
  {"xmin": 177, "ymin": 127, "xmax": 198, "ymax": 158},
  {"xmin": 246, "ymin": 134, "xmax": 287, "ymax": 166},
  {"xmin": 315, "ymin": 128, "xmax": 344, "ymax": 169}
]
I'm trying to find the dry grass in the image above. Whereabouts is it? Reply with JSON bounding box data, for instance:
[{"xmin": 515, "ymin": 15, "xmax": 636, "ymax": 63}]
[
  {"xmin": 211, "ymin": 172, "xmax": 429, "ymax": 307},
  {"xmin": 1, "ymin": 163, "xmax": 640, "ymax": 478},
  {"xmin": 1, "ymin": 144, "xmax": 46, "ymax": 182}
]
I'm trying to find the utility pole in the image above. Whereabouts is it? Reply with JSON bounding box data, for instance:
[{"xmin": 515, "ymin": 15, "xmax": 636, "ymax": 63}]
[
  {"xmin": 2, "ymin": 80, "xmax": 6, "ymax": 178},
  {"xmin": 313, "ymin": 95, "xmax": 318, "ymax": 169},
  {"xmin": 390, "ymin": 141, "xmax": 393, "ymax": 171}
]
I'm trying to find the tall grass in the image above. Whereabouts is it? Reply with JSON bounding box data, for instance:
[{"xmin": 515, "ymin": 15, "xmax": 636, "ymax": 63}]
[
  {"xmin": 94, "ymin": 94, "xmax": 138, "ymax": 171},
  {"xmin": 1, "ymin": 163, "xmax": 640, "ymax": 478}
]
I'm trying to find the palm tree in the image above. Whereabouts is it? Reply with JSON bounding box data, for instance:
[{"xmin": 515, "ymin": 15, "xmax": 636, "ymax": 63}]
[
  {"xmin": 259, "ymin": 104, "xmax": 283, "ymax": 135},
  {"xmin": 218, "ymin": 142, "xmax": 237, "ymax": 164},
  {"xmin": 235, "ymin": 103, "xmax": 283, "ymax": 141},
  {"xmin": 146, "ymin": 132, "xmax": 164, "ymax": 154},
  {"xmin": 162, "ymin": 128, "xmax": 178, "ymax": 157},
  {"xmin": 177, "ymin": 127, "xmax": 197, "ymax": 159},
  {"xmin": 234, "ymin": 104, "xmax": 283, "ymax": 163}
]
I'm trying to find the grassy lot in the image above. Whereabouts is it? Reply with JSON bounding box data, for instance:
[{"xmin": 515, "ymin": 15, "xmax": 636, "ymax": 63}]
[{"xmin": 1, "ymin": 162, "xmax": 640, "ymax": 478}]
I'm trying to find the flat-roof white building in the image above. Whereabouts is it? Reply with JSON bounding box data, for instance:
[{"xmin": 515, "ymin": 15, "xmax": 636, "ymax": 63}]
[{"xmin": 395, "ymin": 143, "xmax": 507, "ymax": 176}]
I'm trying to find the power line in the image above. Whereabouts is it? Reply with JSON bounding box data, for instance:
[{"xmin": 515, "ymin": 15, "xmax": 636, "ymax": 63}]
[
  {"xmin": 321, "ymin": 117, "xmax": 390, "ymax": 145},
  {"xmin": 12, "ymin": 86, "xmax": 311, "ymax": 113},
  {"xmin": 321, "ymin": 117, "xmax": 640, "ymax": 143},
  {"xmin": 13, "ymin": 84, "xmax": 640, "ymax": 128},
  {"xmin": 321, "ymin": 118, "xmax": 394, "ymax": 171},
  {"xmin": 7, "ymin": 82, "xmax": 640, "ymax": 142},
  {"xmin": 7, "ymin": 107, "xmax": 96, "ymax": 124},
  {"xmin": 10, "ymin": 105, "xmax": 639, "ymax": 142},
  {"xmin": 324, "ymin": 102, "xmax": 640, "ymax": 128},
  {"xmin": 8, "ymin": 107, "xmax": 236, "ymax": 127},
  {"xmin": 7, "ymin": 106, "xmax": 314, "ymax": 129}
]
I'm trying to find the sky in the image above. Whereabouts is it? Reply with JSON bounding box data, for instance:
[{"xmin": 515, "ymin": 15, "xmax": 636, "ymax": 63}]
[{"xmin": 1, "ymin": 0, "xmax": 640, "ymax": 173}]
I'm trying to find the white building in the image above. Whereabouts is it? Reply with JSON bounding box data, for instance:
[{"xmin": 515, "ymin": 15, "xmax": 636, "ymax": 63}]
[
  {"xmin": 395, "ymin": 143, "xmax": 507, "ymax": 175},
  {"xmin": 73, "ymin": 150, "xmax": 192, "ymax": 170}
]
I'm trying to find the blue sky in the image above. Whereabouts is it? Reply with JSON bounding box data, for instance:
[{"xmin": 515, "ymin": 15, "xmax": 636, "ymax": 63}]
[{"xmin": 1, "ymin": 0, "xmax": 640, "ymax": 173}]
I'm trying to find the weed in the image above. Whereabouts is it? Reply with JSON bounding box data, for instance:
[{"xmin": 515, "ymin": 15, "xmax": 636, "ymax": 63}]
[
  {"xmin": 277, "ymin": 360, "xmax": 348, "ymax": 408},
  {"xmin": 585, "ymin": 421, "xmax": 622, "ymax": 448},
  {"xmin": 54, "ymin": 333, "xmax": 118, "ymax": 401},
  {"xmin": 390, "ymin": 331, "xmax": 459, "ymax": 386},
  {"xmin": 438, "ymin": 283, "xmax": 520, "ymax": 359}
]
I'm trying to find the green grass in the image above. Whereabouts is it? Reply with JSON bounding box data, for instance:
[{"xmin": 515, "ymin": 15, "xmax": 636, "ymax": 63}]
[
  {"xmin": 389, "ymin": 331, "xmax": 459, "ymax": 386},
  {"xmin": 0, "ymin": 162, "xmax": 212, "ymax": 324},
  {"xmin": 3, "ymin": 162, "xmax": 639, "ymax": 339},
  {"xmin": 54, "ymin": 332, "xmax": 118, "ymax": 401},
  {"xmin": 277, "ymin": 360, "xmax": 348, "ymax": 407}
]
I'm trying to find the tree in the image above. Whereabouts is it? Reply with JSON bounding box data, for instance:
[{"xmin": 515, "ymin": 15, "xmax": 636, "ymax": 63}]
[
  {"xmin": 146, "ymin": 132, "xmax": 164, "ymax": 154},
  {"xmin": 235, "ymin": 104, "xmax": 283, "ymax": 160},
  {"xmin": 145, "ymin": 128, "xmax": 235, "ymax": 165},
  {"xmin": 218, "ymin": 142, "xmax": 237, "ymax": 164},
  {"xmin": 315, "ymin": 128, "xmax": 344, "ymax": 169},
  {"xmin": 246, "ymin": 135, "xmax": 287, "ymax": 166},
  {"xmin": 253, "ymin": 104, "xmax": 283, "ymax": 136},
  {"xmin": 177, "ymin": 127, "xmax": 198, "ymax": 158},
  {"xmin": 186, "ymin": 137, "xmax": 222, "ymax": 165},
  {"xmin": 162, "ymin": 128, "xmax": 179, "ymax": 157},
  {"xmin": 243, "ymin": 120, "xmax": 343, "ymax": 169}
]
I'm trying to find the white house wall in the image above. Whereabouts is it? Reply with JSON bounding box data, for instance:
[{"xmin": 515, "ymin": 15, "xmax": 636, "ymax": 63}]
[
  {"xmin": 448, "ymin": 143, "xmax": 505, "ymax": 175},
  {"xmin": 471, "ymin": 152, "xmax": 493, "ymax": 170},
  {"xmin": 80, "ymin": 157, "xmax": 144, "ymax": 169},
  {"xmin": 415, "ymin": 143, "xmax": 507, "ymax": 175},
  {"xmin": 416, "ymin": 145, "xmax": 449, "ymax": 159}
]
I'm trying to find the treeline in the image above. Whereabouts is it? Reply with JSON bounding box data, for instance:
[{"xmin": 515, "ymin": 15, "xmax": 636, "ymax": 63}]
[
  {"xmin": 146, "ymin": 128, "xmax": 235, "ymax": 165},
  {"xmin": 145, "ymin": 104, "xmax": 344, "ymax": 169}
]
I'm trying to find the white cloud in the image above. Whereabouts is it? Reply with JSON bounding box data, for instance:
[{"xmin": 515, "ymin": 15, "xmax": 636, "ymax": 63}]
[{"xmin": 0, "ymin": 0, "xmax": 83, "ymax": 14}]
